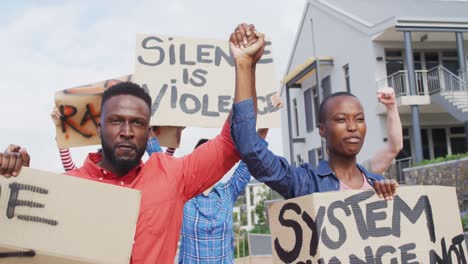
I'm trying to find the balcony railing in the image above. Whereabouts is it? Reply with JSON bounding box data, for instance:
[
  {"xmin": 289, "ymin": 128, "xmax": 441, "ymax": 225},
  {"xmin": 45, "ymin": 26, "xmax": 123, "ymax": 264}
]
[{"xmin": 377, "ymin": 65, "xmax": 467, "ymax": 97}]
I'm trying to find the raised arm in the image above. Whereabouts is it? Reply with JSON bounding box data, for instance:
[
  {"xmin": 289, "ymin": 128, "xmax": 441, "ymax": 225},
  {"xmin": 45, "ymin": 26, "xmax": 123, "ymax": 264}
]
[
  {"xmin": 231, "ymin": 23, "xmax": 265, "ymax": 106},
  {"xmin": 369, "ymin": 87, "xmax": 403, "ymax": 174},
  {"xmin": 231, "ymin": 50, "xmax": 314, "ymax": 199},
  {"xmin": 231, "ymin": 100, "xmax": 313, "ymax": 199},
  {"xmin": 59, "ymin": 148, "xmax": 77, "ymax": 171},
  {"xmin": 226, "ymin": 162, "xmax": 250, "ymax": 203},
  {"xmin": 179, "ymin": 23, "xmax": 261, "ymax": 200},
  {"xmin": 181, "ymin": 119, "xmax": 240, "ymax": 200}
]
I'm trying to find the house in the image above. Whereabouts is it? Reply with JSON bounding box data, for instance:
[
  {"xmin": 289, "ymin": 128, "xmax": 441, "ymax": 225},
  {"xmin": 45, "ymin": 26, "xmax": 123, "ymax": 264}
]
[{"xmin": 281, "ymin": 0, "xmax": 468, "ymax": 180}]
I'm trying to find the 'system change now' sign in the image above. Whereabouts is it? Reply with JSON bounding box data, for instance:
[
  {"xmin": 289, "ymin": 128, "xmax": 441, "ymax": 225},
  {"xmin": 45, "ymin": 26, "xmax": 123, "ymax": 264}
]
[{"xmin": 268, "ymin": 186, "xmax": 467, "ymax": 264}]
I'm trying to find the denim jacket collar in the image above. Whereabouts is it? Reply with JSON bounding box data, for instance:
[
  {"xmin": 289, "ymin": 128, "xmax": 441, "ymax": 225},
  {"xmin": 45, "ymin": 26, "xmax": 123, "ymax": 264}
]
[
  {"xmin": 316, "ymin": 160, "xmax": 334, "ymax": 176},
  {"xmin": 316, "ymin": 160, "xmax": 383, "ymax": 182}
]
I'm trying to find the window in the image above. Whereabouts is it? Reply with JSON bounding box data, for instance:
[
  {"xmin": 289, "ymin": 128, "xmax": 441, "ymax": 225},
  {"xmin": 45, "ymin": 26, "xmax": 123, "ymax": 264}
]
[
  {"xmin": 385, "ymin": 49, "xmax": 404, "ymax": 76},
  {"xmin": 385, "ymin": 50, "xmax": 402, "ymax": 57},
  {"xmin": 313, "ymin": 86, "xmax": 319, "ymax": 128},
  {"xmin": 308, "ymin": 148, "xmax": 323, "ymax": 168},
  {"xmin": 442, "ymin": 50, "xmax": 457, "ymax": 57},
  {"xmin": 296, "ymin": 155, "xmax": 304, "ymax": 165},
  {"xmin": 451, "ymin": 127, "xmax": 465, "ymax": 134},
  {"xmin": 431, "ymin": 128, "xmax": 448, "ymax": 158},
  {"xmin": 343, "ymin": 64, "xmax": 351, "ymax": 93},
  {"xmin": 317, "ymin": 149, "xmax": 323, "ymax": 161},
  {"xmin": 441, "ymin": 50, "xmax": 459, "ymax": 75},
  {"xmin": 397, "ymin": 128, "xmax": 412, "ymax": 160},
  {"xmin": 304, "ymin": 88, "xmax": 314, "ymax": 132},
  {"xmin": 321, "ymin": 76, "xmax": 331, "ymax": 98},
  {"xmin": 293, "ymin": 99, "xmax": 299, "ymax": 136},
  {"xmin": 421, "ymin": 129, "xmax": 431, "ymax": 160},
  {"xmin": 308, "ymin": 149, "xmax": 316, "ymax": 167},
  {"xmin": 450, "ymin": 126, "xmax": 467, "ymax": 155}
]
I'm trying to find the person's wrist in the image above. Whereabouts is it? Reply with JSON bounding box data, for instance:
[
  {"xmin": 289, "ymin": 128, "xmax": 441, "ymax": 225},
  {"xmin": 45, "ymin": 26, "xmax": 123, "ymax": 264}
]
[
  {"xmin": 385, "ymin": 103, "xmax": 397, "ymax": 110},
  {"xmin": 235, "ymin": 57, "xmax": 254, "ymax": 68}
]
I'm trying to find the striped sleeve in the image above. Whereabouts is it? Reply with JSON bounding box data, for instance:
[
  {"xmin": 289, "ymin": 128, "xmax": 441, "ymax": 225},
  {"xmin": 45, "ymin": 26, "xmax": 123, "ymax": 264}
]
[
  {"xmin": 59, "ymin": 148, "xmax": 77, "ymax": 171},
  {"xmin": 165, "ymin": 148, "xmax": 176, "ymax": 156}
]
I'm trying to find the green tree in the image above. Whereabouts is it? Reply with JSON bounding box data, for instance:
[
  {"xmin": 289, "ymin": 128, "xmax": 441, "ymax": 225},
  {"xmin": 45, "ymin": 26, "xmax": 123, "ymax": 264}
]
[{"xmin": 250, "ymin": 188, "xmax": 271, "ymax": 234}]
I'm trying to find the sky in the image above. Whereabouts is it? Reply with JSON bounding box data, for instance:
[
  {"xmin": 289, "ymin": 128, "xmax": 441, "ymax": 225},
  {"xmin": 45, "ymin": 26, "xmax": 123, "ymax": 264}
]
[{"xmin": 0, "ymin": 0, "xmax": 306, "ymax": 178}]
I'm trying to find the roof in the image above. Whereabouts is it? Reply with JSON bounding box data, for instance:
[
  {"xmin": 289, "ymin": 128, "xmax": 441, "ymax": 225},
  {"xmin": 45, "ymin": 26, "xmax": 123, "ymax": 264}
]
[
  {"xmin": 316, "ymin": 0, "xmax": 468, "ymax": 28},
  {"xmin": 282, "ymin": 56, "xmax": 334, "ymax": 87}
]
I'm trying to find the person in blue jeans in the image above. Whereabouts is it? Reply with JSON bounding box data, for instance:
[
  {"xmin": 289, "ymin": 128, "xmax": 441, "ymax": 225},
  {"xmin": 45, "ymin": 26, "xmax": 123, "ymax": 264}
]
[{"xmin": 229, "ymin": 24, "xmax": 398, "ymax": 200}]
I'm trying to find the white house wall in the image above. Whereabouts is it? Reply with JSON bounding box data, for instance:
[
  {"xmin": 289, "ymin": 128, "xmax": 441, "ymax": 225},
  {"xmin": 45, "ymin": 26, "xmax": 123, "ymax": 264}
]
[
  {"xmin": 283, "ymin": 0, "xmax": 468, "ymax": 164},
  {"xmin": 285, "ymin": 2, "xmax": 386, "ymax": 163}
]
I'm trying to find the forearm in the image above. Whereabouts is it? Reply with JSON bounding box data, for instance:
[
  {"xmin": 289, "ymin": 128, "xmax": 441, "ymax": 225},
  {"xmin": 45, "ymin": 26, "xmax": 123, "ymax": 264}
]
[
  {"xmin": 231, "ymin": 100, "xmax": 303, "ymax": 198},
  {"xmin": 369, "ymin": 104, "xmax": 403, "ymax": 174},
  {"xmin": 251, "ymin": 65, "xmax": 257, "ymax": 113},
  {"xmin": 234, "ymin": 62, "xmax": 255, "ymax": 103},
  {"xmin": 385, "ymin": 104, "xmax": 403, "ymax": 153},
  {"xmin": 182, "ymin": 119, "xmax": 240, "ymax": 200},
  {"xmin": 59, "ymin": 148, "xmax": 77, "ymax": 171},
  {"xmin": 227, "ymin": 162, "xmax": 251, "ymax": 201}
]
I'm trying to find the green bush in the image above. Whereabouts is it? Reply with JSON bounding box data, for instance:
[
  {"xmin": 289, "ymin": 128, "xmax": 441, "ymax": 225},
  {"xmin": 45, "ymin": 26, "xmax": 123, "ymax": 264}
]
[
  {"xmin": 413, "ymin": 152, "xmax": 468, "ymax": 167},
  {"xmin": 249, "ymin": 225, "xmax": 270, "ymax": 234},
  {"xmin": 462, "ymin": 214, "xmax": 468, "ymax": 231}
]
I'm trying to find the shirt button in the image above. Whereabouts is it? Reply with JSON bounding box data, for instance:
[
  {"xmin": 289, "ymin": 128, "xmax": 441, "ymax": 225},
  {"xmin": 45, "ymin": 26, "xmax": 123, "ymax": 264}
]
[
  {"xmin": 103, "ymin": 171, "xmax": 108, "ymax": 175},
  {"xmin": 99, "ymin": 177, "xmax": 103, "ymax": 181},
  {"xmin": 120, "ymin": 181, "xmax": 124, "ymax": 186}
]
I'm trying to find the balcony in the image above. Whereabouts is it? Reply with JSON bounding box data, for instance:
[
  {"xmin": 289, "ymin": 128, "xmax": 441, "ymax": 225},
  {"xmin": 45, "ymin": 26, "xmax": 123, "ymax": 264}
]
[
  {"xmin": 377, "ymin": 65, "xmax": 468, "ymax": 121},
  {"xmin": 377, "ymin": 65, "xmax": 467, "ymax": 98}
]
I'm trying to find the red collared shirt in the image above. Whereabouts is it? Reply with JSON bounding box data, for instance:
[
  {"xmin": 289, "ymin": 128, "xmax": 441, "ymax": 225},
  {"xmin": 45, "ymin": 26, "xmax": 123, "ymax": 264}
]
[{"xmin": 65, "ymin": 121, "xmax": 239, "ymax": 263}]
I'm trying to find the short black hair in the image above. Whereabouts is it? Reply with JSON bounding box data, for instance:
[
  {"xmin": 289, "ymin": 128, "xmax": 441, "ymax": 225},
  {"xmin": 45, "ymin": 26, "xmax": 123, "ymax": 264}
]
[
  {"xmin": 318, "ymin": 91, "xmax": 358, "ymax": 124},
  {"xmin": 101, "ymin": 82, "xmax": 152, "ymax": 112},
  {"xmin": 194, "ymin": 138, "xmax": 209, "ymax": 150}
]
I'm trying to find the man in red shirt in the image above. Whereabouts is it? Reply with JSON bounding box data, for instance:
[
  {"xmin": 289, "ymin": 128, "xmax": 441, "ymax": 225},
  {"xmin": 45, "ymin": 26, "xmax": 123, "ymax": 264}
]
[{"xmin": 0, "ymin": 23, "xmax": 265, "ymax": 263}]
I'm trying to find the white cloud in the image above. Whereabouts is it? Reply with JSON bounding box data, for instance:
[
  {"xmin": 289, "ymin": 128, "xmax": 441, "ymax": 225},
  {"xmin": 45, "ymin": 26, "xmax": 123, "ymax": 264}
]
[{"xmin": 0, "ymin": 0, "xmax": 306, "ymax": 175}]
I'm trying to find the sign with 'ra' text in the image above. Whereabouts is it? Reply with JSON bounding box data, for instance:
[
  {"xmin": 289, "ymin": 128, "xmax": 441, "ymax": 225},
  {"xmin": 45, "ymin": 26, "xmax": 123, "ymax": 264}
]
[
  {"xmin": 268, "ymin": 186, "xmax": 467, "ymax": 264},
  {"xmin": 54, "ymin": 75, "xmax": 184, "ymax": 148},
  {"xmin": 0, "ymin": 167, "xmax": 141, "ymax": 264},
  {"xmin": 133, "ymin": 34, "xmax": 281, "ymax": 128}
]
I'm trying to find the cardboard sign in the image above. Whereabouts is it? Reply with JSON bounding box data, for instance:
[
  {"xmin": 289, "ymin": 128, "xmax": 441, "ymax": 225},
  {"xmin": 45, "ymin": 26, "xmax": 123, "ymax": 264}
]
[
  {"xmin": 133, "ymin": 35, "xmax": 281, "ymax": 128},
  {"xmin": 0, "ymin": 167, "xmax": 141, "ymax": 263},
  {"xmin": 268, "ymin": 186, "xmax": 467, "ymax": 263},
  {"xmin": 54, "ymin": 75, "xmax": 182, "ymax": 148}
]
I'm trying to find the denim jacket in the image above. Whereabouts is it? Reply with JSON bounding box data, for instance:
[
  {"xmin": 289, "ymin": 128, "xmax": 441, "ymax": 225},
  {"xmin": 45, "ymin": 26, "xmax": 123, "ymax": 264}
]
[{"xmin": 231, "ymin": 99, "xmax": 384, "ymax": 199}]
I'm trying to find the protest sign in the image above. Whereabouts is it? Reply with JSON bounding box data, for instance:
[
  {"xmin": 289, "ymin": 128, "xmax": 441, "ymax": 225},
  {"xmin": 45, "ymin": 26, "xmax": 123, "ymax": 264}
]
[
  {"xmin": 268, "ymin": 186, "xmax": 467, "ymax": 263},
  {"xmin": 133, "ymin": 35, "xmax": 281, "ymax": 128},
  {"xmin": 0, "ymin": 167, "xmax": 141, "ymax": 263},
  {"xmin": 54, "ymin": 75, "xmax": 182, "ymax": 148}
]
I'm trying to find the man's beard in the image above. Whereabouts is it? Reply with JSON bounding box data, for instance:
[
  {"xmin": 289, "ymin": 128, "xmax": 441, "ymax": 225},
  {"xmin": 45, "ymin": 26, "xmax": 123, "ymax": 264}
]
[{"xmin": 101, "ymin": 136, "xmax": 146, "ymax": 173}]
